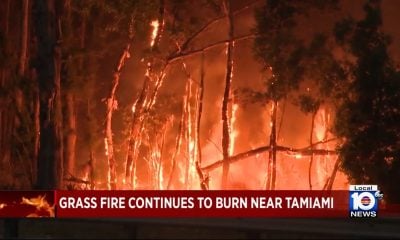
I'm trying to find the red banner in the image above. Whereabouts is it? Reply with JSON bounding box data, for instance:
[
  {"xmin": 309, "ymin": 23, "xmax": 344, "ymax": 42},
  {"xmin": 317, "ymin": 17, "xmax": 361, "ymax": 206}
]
[
  {"xmin": 1, "ymin": 190, "xmax": 399, "ymax": 218},
  {"xmin": 55, "ymin": 190, "xmax": 349, "ymax": 218}
]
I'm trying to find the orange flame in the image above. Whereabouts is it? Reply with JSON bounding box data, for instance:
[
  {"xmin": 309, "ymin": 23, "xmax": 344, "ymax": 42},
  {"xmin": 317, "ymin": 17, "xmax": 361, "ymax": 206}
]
[
  {"xmin": 229, "ymin": 103, "xmax": 239, "ymax": 155},
  {"xmin": 0, "ymin": 203, "xmax": 6, "ymax": 209},
  {"xmin": 104, "ymin": 138, "xmax": 109, "ymax": 156},
  {"xmin": 150, "ymin": 20, "xmax": 160, "ymax": 47},
  {"xmin": 21, "ymin": 195, "xmax": 54, "ymax": 217}
]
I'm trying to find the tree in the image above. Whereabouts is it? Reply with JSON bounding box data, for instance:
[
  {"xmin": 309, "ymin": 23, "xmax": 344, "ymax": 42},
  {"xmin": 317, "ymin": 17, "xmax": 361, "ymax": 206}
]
[
  {"xmin": 221, "ymin": 0, "xmax": 235, "ymax": 189},
  {"xmin": 250, "ymin": 0, "xmax": 335, "ymax": 190},
  {"xmin": 334, "ymin": 0, "xmax": 400, "ymax": 203},
  {"xmin": 34, "ymin": 0, "xmax": 64, "ymax": 189}
]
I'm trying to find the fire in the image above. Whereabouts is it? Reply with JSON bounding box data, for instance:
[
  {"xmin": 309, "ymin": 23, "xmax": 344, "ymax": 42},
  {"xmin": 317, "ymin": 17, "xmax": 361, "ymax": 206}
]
[
  {"xmin": 150, "ymin": 20, "xmax": 159, "ymax": 47},
  {"xmin": 229, "ymin": 103, "xmax": 239, "ymax": 155},
  {"xmin": 104, "ymin": 138, "xmax": 109, "ymax": 156},
  {"xmin": 21, "ymin": 195, "xmax": 55, "ymax": 217},
  {"xmin": 159, "ymin": 164, "xmax": 164, "ymax": 190},
  {"xmin": 314, "ymin": 108, "xmax": 328, "ymax": 142},
  {"xmin": 0, "ymin": 203, "xmax": 6, "ymax": 209},
  {"xmin": 131, "ymin": 100, "xmax": 137, "ymax": 113}
]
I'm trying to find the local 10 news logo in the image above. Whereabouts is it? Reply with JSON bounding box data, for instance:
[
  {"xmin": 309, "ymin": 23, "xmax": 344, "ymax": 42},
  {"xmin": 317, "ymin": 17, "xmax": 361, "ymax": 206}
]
[{"xmin": 349, "ymin": 185, "xmax": 383, "ymax": 218}]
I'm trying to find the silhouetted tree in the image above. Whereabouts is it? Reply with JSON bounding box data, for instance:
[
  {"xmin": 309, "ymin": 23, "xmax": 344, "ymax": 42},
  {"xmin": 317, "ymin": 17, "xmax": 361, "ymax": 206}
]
[{"xmin": 334, "ymin": 0, "xmax": 400, "ymax": 203}]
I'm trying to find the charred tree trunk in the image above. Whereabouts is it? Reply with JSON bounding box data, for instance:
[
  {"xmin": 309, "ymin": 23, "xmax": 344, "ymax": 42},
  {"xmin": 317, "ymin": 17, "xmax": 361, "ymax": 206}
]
[
  {"xmin": 30, "ymin": 0, "xmax": 39, "ymax": 185},
  {"xmin": 86, "ymin": 87, "xmax": 96, "ymax": 189},
  {"xmin": 166, "ymin": 98, "xmax": 185, "ymax": 190},
  {"xmin": 184, "ymin": 76, "xmax": 192, "ymax": 189},
  {"xmin": 157, "ymin": 127, "xmax": 167, "ymax": 190},
  {"xmin": 105, "ymin": 42, "xmax": 132, "ymax": 190},
  {"xmin": 197, "ymin": 53, "xmax": 205, "ymax": 167},
  {"xmin": 277, "ymin": 98, "xmax": 286, "ymax": 140},
  {"xmin": 221, "ymin": 0, "xmax": 234, "ymax": 189},
  {"xmin": 124, "ymin": 71, "xmax": 151, "ymax": 188},
  {"xmin": 62, "ymin": 0, "xmax": 76, "ymax": 179},
  {"xmin": 32, "ymin": 87, "xmax": 40, "ymax": 184},
  {"xmin": 266, "ymin": 100, "xmax": 277, "ymax": 190},
  {"xmin": 19, "ymin": 0, "xmax": 29, "ymax": 76},
  {"xmin": 195, "ymin": 51, "xmax": 208, "ymax": 190},
  {"xmin": 0, "ymin": 0, "xmax": 11, "ymax": 174},
  {"xmin": 64, "ymin": 93, "xmax": 76, "ymax": 176},
  {"xmin": 34, "ymin": 0, "xmax": 64, "ymax": 189},
  {"xmin": 308, "ymin": 111, "xmax": 316, "ymax": 190},
  {"xmin": 323, "ymin": 156, "xmax": 340, "ymax": 191},
  {"xmin": 15, "ymin": 0, "xmax": 29, "ymax": 120},
  {"xmin": 125, "ymin": 0, "xmax": 165, "ymax": 189}
]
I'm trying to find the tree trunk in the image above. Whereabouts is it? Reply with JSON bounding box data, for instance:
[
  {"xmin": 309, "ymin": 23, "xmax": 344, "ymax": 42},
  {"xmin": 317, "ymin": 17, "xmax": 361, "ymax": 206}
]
[
  {"xmin": 157, "ymin": 128, "xmax": 167, "ymax": 190},
  {"xmin": 105, "ymin": 43, "xmax": 132, "ymax": 190},
  {"xmin": 221, "ymin": 0, "xmax": 234, "ymax": 189},
  {"xmin": 0, "ymin": 0, "xmax": 11, "ymax": 173},
  {"xmin": 32, "ymin": 87, "xmax": 40, "ymax": 184},
  {"xmin": 62, "ymin": 0, "xmax": 78, "ymax": 179},
  {"xmin": 19, "ymin": 0, "xmax": 29, "ymax": 76},
  {"xmin": 197, "ymin": 53, "xmax": 205, "ymax": 166},
  {"xmin": 166, "ymin": 97, "xmax": 185, "ymax": 190},
  {"xmin": 323, "ymin": 156, "xmax": 340, "ymax": 191},
  {"xmin": 124, "ymin": 73, "xmax": 151, "ymax": 188},
  {"xmin": 184, "ymin": 74, "xmax": 193, "ymax": 189},
  {"xmin": 308, "ymin": 111, "xmax": 316, "ymax": 190},
  {"xmin": 125, "ymin": 0, "xmax": 165, "ymax": 188},
  {"xmin": 34, "ymin": 0, "xmax": 64, "ymax": 189},
  {"xmin": 266, "ymin": 100, "xmax": 277, "ymax": 190},
  {"xmin": 64, "ymin": 92, "xmax": 76, "ymax": 176},
  {"xmin": 195, "ymin": 51, "xmax": 208, "ymax": 190},
  {"xmin": 277, "ymin": 98, "xmax": 286, "ymax": 140}
]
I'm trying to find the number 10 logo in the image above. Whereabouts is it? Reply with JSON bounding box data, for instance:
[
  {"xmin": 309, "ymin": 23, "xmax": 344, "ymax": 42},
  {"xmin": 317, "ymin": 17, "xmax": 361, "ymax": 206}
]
[{"xmin": 350, "ymin": 192, "xmax": 376, "ymax": 211}]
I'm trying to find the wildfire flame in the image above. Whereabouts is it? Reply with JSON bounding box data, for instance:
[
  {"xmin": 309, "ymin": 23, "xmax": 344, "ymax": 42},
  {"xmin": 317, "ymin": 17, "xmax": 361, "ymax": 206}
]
[
  {"xmin": 314, "ymin": 107, "xmax": 335, "ymax": 188},
  {"xmin": 21, "ymin": 195, "xmax": 55, "ymax": 217},
  {"xmin": 229, "ymin": 103, "xmax": 239, "ymax": 155},
  {"xmin": 150, "ymin": 20, "xmax": 159, "ymax": 47},
  {"xmin": 0, "ymin": 203, "xmax": 6, "ymax": 209},
  {"xmin": 104, "ymin": 138, "xmax": 109, "ymax": 156}
]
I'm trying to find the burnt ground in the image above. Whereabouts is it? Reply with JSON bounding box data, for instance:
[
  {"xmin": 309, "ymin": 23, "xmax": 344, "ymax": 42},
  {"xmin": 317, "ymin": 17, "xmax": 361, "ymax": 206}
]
[{"xmin": 1, "ymin": 217, "xmax": 400, "ymax": 239}]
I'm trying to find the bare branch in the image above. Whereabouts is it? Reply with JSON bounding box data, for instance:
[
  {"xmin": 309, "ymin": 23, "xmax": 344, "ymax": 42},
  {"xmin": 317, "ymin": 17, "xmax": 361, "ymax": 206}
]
[
  {"xmin": 202, "ymin": 145, "xmax": 271, "ymax": 172},
  {"xmin": 168, "ymin": 34, "xmax": 256, "ymax": 64},
  {"xmin": 175, "ymin": 0, "xmax": 262, "ymax": 54}
]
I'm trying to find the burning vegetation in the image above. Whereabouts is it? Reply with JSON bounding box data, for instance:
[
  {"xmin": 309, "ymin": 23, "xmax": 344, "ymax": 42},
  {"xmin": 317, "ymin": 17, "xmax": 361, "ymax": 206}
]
[{"xmin": 0, "ymin": 0, "xmax": 399, "ymax": 203}]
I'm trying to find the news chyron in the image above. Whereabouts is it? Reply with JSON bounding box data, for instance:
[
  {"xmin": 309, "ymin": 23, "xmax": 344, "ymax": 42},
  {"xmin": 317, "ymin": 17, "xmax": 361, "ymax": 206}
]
[{"xmin": 349, "ymin": 185, "xmax": 383, "ymax": 218}]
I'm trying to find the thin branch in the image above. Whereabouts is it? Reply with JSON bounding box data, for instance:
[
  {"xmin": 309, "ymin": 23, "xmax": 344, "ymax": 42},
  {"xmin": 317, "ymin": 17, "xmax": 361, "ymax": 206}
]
[
  {"xmin": 206, "ymin": 137, "xmax": 223, "ymax": 154},
  {"xmin": 202, "ymin": 145, "xmax": 271, "ymax": 172},
  {"xmin": 167, "ymin": 34, "xmax": 256, "ymax": 64},
  {"xmin": 175, "ymin": 0, "xmax": 262, "ymax": 54}
]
